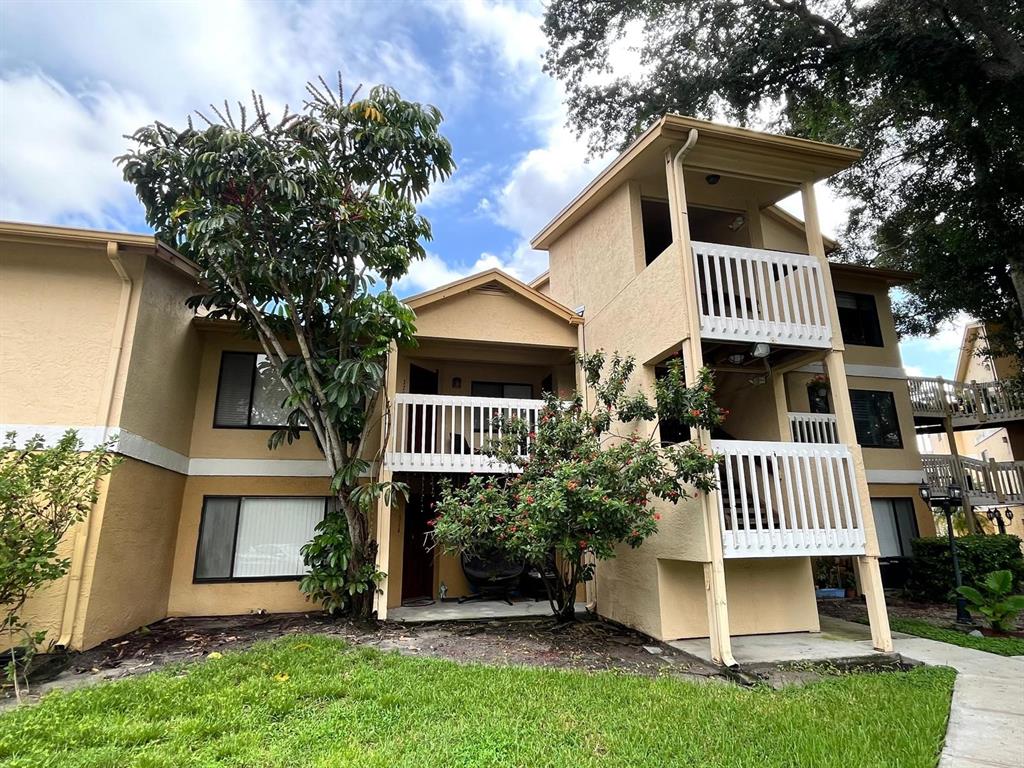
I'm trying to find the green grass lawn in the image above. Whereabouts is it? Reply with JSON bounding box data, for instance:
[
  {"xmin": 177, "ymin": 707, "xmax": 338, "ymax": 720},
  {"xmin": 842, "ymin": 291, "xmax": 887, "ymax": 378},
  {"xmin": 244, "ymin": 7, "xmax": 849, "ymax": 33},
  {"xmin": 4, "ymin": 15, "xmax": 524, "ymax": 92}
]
[
  {"xmin": 0, "ymin": 635, "xmax": 954, "ymax": 768},
  {"xmin": 889, "ymin": 617, "xmax": 1024, "ymax": 657}
]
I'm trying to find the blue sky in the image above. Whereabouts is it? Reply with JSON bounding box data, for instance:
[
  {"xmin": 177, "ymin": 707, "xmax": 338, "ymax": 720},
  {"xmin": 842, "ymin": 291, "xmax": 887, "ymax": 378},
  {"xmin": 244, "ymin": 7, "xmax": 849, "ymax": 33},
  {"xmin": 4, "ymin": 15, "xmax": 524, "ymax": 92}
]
[{"xmin": 0, "ymin": 0, "xmax": 964, "ymax": 377}]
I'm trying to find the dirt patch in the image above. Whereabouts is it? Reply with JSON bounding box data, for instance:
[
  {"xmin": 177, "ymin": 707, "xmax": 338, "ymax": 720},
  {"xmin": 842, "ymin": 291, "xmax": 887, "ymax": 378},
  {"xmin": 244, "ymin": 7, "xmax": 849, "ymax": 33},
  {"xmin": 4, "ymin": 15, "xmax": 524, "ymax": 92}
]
[
  {"xmin": 818, "ymin": 595, "xmax": 1024, "ymax": 631},
  {"xmin": 3, "ymin": 609, "xmax": 929, "ymax": 707}
]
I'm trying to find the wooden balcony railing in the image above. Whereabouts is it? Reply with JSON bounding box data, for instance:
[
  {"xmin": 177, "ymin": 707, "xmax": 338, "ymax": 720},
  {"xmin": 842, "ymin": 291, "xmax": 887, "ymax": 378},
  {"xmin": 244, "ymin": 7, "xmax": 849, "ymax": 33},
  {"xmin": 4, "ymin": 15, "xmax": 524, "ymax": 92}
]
[
  {"xmin": 908, "ymin": 376, "xmax": 1024, "ymax": 427},
  {"xmin": 789, "ymin": 412, "xmax": 840, "ymax": 444},
  {"xmin": 693, "ymin": 241, "xmax": 832, "ymax": 349},
  {"xmin": 385, "ymin": 393, "xmax": 546, "ymax": 473},
  {"xmin": 712, "ymin": 439, "xmax": 867, "ymax": 558},
  {"xmin": 922, "ymin": 454, "xmax": 1024, "ymax": 506}
]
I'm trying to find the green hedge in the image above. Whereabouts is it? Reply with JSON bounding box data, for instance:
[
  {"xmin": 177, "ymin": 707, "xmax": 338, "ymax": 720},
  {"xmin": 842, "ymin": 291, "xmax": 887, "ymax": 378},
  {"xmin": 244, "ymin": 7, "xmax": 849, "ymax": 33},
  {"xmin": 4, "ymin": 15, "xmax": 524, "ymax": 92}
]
[{"xmin": 906, "ymin": 534, "xmax": 1024, "ymax": 602}]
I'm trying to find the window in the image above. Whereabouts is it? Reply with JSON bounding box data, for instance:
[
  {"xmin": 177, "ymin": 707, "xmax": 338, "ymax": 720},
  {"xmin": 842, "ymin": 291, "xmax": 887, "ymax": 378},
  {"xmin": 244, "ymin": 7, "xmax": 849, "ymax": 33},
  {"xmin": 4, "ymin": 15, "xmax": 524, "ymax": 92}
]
[
  {"xmin": 850, "ymin": 390, "xmax": 903, "ymax": 448},
  {"xmin": 471, "ymin": 381, "xmax": 533, "ymax": 433},
  {"xmin": 836, "ymin": 291, "xmax": 884, "ymax": 347},
  {"xmin": 641, "ymin": 199, "xmax": 673, "ymax": 266},
  {"xmin": 807, "ymin": 384, "xmax": 831, "ymax": 415},
  {"xmin": 194, "ymin": 496, "xmax": 328, "ymax": 581},
  {"xmin": 214, "ymin": 352, "xmax": 292, "ymax": 428},
  {"xmin": 871, "ymin": 498, "xmax": 919, "ymax": 558}
]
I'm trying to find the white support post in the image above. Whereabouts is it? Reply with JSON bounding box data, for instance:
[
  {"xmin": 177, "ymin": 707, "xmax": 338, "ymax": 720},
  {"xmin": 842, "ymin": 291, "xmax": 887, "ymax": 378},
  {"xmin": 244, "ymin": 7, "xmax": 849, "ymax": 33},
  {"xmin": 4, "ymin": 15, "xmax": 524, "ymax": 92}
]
[
  {"xmin": 374, "ymin": 342, "xmax": 400, "ymax": 620},
  {"xmin": 803, "ymin": 181, "xmax": 892, "ymax": 652}
]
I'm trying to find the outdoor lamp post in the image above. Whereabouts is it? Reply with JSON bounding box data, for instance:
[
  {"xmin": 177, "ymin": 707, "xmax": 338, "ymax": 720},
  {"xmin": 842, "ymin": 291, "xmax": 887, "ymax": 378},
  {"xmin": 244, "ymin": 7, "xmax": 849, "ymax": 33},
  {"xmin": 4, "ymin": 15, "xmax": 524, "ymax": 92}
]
[
  {"xmin": 986, "ymin": 507, "xmax": 1014, "ymax": 535},
  {"xmin": 919, "ymin": 481, "xmax": 973, "ymax": 624}
]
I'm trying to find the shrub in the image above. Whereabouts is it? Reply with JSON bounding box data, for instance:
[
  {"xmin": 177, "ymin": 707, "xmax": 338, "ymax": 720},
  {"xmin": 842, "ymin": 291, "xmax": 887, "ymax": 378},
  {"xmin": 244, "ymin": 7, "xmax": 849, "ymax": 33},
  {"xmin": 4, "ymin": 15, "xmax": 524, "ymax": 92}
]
[
  {"xmin": 906, "ymin": 534, "xmax": 1024, "ymax": 602},
  {"xmin": 957, "ymin": 570, "xmax": 1024, "ymax": 633}
]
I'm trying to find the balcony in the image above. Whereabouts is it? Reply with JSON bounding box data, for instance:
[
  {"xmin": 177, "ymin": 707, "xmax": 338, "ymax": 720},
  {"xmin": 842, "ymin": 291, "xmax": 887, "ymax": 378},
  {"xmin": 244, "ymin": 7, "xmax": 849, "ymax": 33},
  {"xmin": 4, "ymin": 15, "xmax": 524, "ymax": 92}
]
[
  {"xmin": 385, "ymin": 393, "xmax": 545, "ymax": 473},
  {"xmin": 922, "ymin": 454, "xmax": 1024, "ymax": 507},
  {"xmin": 692, "ymin": 241, "xmax": 832, "ymax": 349},
  {"xmin": 908, "ymin": 376, "xmax": 1024, "ymax": 429},
  {"xmin": 712, "ymin": 439, "xmax": 867, "ymax": 558},
  {"xmin": 789, "ymin": 412, "xmax": 839, "ymax": 444}
]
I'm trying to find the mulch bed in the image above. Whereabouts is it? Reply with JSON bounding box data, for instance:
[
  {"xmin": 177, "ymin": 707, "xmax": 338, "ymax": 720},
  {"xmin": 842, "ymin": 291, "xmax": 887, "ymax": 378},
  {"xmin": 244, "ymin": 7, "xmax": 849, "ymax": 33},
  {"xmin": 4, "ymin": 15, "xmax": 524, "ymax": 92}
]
[{"xmin": 817, "ymin": 595, "xmax": 1024, "ymax": 631}]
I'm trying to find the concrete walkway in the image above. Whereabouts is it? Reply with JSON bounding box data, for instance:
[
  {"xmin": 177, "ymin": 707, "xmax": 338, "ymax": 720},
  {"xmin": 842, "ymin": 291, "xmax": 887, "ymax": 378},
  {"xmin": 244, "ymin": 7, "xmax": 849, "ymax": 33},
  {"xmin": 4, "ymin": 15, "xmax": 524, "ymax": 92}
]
[
  {"xmin": 388, "ymin": 600, "xmax": 587, "ymax": 623},
  {"xmin": 670, "ymin": 617, "xmax": 1024, "ymax": 768}
]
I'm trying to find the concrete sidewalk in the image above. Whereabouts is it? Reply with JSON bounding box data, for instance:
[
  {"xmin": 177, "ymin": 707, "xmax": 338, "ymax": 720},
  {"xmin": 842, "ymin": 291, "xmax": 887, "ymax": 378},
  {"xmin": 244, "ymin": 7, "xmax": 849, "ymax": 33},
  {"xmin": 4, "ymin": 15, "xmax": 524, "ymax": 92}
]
[{"xmin": 670, "ymin": 617, "xmax": 1024, "ymax": 768}]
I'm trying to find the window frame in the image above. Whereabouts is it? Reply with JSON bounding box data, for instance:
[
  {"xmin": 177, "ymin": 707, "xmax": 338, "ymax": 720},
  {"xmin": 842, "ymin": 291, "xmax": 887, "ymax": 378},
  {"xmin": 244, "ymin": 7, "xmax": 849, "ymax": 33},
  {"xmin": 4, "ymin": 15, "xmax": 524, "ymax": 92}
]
[
  {"xmin": 871, "ymin": 498, "xmax": 919, "ymax": 559},
  {"xmin": 835, "ymin": 290, "xmax": 884, "ymax": 347},
  {"xmin": 212, "ymin": 351, "xmax": 300, "ymax": 430},
  {"xmin": 850, "ymin": 389, "xmax": 904, "ymax": 449},
  {"xmin": 470, "ymin": 381, "xmax": 534, "ymax": 433},
  {"xmin": 192, "ymin": 495, "xmax": 329, "ymax": 584}
]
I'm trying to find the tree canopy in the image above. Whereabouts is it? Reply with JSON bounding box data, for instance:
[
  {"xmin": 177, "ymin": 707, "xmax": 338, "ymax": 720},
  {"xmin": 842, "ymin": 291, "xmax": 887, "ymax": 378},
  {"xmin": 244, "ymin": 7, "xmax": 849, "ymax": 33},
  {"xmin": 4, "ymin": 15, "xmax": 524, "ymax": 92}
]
[
  {"xmin": 544, "ymin": 0, "xmax": 1024, "ymax": 357},
  {"xmin": 119, "ymin": 78, "xmax": 454, "ymax": 615}
]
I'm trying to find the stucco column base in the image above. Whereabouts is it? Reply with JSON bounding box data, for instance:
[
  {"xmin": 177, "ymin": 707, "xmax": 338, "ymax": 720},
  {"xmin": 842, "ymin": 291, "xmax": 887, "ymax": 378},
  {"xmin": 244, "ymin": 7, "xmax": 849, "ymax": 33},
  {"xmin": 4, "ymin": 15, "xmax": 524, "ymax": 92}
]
[{"xmin": 855, "ymin": 555, "xmax": 893, "ymax": 652}]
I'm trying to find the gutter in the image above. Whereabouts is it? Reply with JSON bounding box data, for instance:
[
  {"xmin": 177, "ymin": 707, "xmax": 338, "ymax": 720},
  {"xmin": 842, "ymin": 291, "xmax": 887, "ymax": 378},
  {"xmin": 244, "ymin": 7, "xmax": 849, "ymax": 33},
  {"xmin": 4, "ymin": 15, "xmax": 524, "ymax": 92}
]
[{"xmin": 56, "ymin": 241, "xmax": 134, "ymax": 649}]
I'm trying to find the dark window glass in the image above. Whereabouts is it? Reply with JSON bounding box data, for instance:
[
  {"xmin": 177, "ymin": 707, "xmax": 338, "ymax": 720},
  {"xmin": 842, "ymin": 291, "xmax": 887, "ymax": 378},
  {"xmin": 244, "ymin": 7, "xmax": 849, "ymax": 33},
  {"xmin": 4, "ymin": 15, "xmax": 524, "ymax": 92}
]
[
  {"xmin": 194, "ymin": 497, "xmax": 240, "ymax": 580},
  {"xmin": 808, "ymin": 384, "xmax": 831, "ymax": 414},
  {"xmin": 836, "ymin": 291, "xmax": 884, "ymax": 347},
  {"xmin": 654, "ymin": 364, "xmax": 690, "ymax": 445},
  {"xmin": 214, "ymin": 352, "xmax": 292, "ymax": 428},
  {"xmin": 471, "ymin": 382, "xmax": 533, "ymax": 432},
  {"xmin": 871, "ymin": 498, "xmax": 919, "ymax": 557},
  {"xmin": 851, "ymin": 390, "xmax": 903, "ymax": 448},
  {"xmin": 641, "ymin": 199, "xmax": 673, "ymax": 266}
]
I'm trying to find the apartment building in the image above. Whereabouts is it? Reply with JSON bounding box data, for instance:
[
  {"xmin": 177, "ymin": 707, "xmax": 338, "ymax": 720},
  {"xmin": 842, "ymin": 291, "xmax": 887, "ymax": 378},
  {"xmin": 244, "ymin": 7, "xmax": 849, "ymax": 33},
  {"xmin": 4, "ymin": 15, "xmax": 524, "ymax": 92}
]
[
  {"xmin": 915, "ymin": 323, "xmax": 1024, "ymax": 539},
  {"xmin": 2, "ymin": 115, "xmax": 933, "ymax": 661}
]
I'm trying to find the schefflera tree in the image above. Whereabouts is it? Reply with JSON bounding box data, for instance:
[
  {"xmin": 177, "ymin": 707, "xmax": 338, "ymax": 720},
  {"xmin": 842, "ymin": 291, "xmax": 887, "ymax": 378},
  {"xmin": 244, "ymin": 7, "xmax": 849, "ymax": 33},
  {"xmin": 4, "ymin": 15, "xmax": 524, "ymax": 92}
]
[
  {"xmin": 119, "ymin": 79, "xmax": 454, "ymax": 616},
  {"xmin": 431, "ymin": 352, "xmax": 724, "ymax": 620}
]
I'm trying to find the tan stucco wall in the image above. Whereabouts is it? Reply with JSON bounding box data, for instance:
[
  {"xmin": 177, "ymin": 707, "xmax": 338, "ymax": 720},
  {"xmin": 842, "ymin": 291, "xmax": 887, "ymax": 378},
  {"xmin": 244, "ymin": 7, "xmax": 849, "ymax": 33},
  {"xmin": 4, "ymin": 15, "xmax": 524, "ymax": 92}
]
[
  {"xmin": 0, "ymin": 240, "xmax": 144, "ymax": 427},
  {"xmin": 167, "ymin": 475, "xmax": 331, "ymax": 617},
  {"xmin": 761, "ymin": 213, "xmax": 811, "ymax": 254},
  {"xmin": 414, "ymin": 288, "xmax": 578, "ymax": 349},
  {"xmin": 605, "ymin": 553, "xmax": 819, "ymax": 641},
  {"xmin": 188, "ymin": 332, "xmax": 325, "ymax": 461},
  {"xmin": 119, "ymin": 258, "xmax": 202, "ymax": 455},
  {"xmin": 828, "ymin": 273, "xmax": 905, "ymax": 368},
  {"xmin": 74, "ymin": 458, "xmax": 185, "ymax": 648}
]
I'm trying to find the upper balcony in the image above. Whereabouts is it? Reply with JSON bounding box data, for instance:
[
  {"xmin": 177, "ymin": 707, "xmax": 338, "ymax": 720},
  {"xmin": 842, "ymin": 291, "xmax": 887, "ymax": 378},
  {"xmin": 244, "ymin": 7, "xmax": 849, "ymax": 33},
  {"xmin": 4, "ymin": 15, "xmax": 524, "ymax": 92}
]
[
  {"xmin": 922, "ymin": 454, "xmax": 1024, "ymax": 507},
  {"xmin": 908, "ymin": 376, "xmax": 1024, "ymax": 430},
  {"xmin": 693, "ymin": 241, "xmax": 833, "ymax": 349}
]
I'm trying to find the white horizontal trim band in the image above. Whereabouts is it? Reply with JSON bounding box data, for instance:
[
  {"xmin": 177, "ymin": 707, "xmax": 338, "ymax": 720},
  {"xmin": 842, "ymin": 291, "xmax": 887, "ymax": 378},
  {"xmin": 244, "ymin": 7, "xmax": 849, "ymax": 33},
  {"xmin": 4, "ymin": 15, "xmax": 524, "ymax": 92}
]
[
  {"xmin": 866, "ymin": 469, "xmax": 925, "ymax": 484},
  {"xmin": 2, "ymin": 424, "xmax": 333, "ymax": 478},
  {"xmin": 796, "ymin": 363, "xmax": 908, "ymax": 380}
]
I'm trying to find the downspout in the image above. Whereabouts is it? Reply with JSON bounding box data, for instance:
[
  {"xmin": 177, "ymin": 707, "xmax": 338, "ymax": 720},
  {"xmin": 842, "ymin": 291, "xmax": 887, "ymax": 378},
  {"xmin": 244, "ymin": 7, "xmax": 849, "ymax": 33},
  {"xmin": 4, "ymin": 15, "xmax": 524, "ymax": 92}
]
[
  {"xmin": 670, "ymin": 131, "xmax": 738, "ymax": 668},
  {"xmin": 56, "ymin": 241, "xmax": 133, "ymax": 649}
]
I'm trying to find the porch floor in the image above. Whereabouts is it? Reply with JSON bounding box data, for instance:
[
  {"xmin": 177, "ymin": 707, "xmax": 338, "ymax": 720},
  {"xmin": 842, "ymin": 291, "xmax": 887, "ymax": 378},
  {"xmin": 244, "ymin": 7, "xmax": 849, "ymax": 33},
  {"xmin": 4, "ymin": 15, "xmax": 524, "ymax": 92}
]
[{"xmin": 387, "ymin": 600, "xmax": 587, "ymax": 623}]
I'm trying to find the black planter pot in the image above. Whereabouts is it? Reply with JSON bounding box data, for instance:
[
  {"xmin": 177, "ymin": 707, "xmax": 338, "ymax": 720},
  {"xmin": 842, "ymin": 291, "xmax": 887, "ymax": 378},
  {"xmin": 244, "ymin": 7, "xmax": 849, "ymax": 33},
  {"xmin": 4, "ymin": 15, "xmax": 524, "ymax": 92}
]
[{"xmin": 459, "ymin": 550, "xmax": 525, "ymax": 605}]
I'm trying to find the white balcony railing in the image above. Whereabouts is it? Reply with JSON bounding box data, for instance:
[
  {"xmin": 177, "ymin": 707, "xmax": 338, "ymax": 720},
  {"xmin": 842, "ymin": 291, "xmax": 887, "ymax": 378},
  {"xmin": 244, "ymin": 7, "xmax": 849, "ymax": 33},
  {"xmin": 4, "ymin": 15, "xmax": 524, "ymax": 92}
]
[
  {"xmin": 923, "ymin": 454, "xmax": 1024, "ymax": 506},
  {"xmin": 693, "ymin": 242, "xmax": 832, "ymax": 349},
  {"xmin": 908, "ymin": 376, "xmax": 1024, "ymax": 427},
  {"xmin": 789, "ymin": 412, "xmax": 839, "ymax": 444},
  {"xmin": 712, "ymin": 439, "xmax": 867, "ymax": 558},
  {"xmin": 385, "ymin": 393, "xmax": 546, "ymax": 473}
]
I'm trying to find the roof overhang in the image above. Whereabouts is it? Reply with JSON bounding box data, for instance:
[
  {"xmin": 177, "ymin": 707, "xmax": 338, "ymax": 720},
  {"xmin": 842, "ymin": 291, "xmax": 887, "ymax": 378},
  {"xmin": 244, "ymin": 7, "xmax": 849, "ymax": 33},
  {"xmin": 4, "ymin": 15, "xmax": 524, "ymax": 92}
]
[
  {"xmin": 828, "ymin": 262, "xmax": 917, "ymax": 286},
  {"xmin": 0, "ymin": 220, "xmax": 200, "ymax": 280},
  {"xmin": 405, "ymin": 268, "xmax": 582, "ymax": 325},
  {"xmin": 531, "ymin": 114, "xmax": 862, "ymax": 251}
]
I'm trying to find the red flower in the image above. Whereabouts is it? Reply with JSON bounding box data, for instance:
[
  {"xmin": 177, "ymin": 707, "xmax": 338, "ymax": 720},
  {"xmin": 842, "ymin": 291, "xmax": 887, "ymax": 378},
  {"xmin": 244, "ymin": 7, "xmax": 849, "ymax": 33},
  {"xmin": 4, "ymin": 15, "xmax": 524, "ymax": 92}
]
[
  {"xmin": 654, "ymin": 512, "xmax": 662, "ymax": 521},
  {"xmin": 578, "ymin": 540, "xmax": 588, "ymax": 549},
  {"xmin": 526, "ymin": 496, "xmax": 535, "ymax": 504},
  {"xmin": 509, "ymin": 525, "xmax": 517, "ymax": 532},
  {"xmin": 566, "ymin": 481, "xmax": 578, "ymax": 491},
  {"xmin": 690, "ymin": 409, "xmax": 702, "ymax": 418}
]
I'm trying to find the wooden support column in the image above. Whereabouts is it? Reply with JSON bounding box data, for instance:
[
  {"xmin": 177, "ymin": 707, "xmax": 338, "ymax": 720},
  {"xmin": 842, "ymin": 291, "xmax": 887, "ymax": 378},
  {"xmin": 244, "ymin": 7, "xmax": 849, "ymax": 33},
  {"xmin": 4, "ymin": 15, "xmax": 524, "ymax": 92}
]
[
  {"xmin": 373, "ymin": 342, "xmax": 400, "ymax": 619},
  {"xmin": 803, "ymin": 181, "xmax": 892, "ymax": 652},
  {"xmin": 772, "ymin": 371, "xmax": 793, "ymax": 442},
  {"xmin": 668, "ymin": 143, "xmax": 735, "ymax": 666}
]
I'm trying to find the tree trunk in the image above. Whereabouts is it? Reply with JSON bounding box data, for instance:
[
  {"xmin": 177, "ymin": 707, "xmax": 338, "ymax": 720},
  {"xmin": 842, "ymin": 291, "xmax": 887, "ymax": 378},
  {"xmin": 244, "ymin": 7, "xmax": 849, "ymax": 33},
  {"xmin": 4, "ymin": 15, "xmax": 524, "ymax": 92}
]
[{"xmin": 339, "ymin": 488, "xmax": 377, "ymax": 618}]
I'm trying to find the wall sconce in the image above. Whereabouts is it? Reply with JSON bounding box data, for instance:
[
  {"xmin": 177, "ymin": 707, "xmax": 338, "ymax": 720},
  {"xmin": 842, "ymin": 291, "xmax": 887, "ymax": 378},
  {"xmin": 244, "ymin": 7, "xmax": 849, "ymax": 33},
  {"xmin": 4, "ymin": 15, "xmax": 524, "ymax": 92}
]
[
  {"xmin": 751, "ymin": 342, "xmax": 771, "ymax": 359},
  {"xmin": 451, "ymin": 376, "xmax": 462, "ymax": 389},
  {"xmin": 705, "ymin": 173, "xmax": 721, "ymax": 185}
]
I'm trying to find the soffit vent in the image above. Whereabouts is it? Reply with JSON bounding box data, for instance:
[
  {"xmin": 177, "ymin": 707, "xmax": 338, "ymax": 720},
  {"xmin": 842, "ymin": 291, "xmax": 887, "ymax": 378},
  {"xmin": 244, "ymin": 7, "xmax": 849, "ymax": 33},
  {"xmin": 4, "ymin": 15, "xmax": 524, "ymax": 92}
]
[{"xmin": 473, "ymin": 281, "xmax": 511, "ymax": 296}]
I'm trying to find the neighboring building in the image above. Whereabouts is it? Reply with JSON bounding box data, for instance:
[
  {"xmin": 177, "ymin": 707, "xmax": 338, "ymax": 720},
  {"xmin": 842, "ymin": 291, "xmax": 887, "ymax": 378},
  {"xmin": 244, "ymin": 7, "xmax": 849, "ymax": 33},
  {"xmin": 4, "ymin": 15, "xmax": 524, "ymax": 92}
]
[
  {"xmin": 913, "ymin": 322, "xmax": 1024, "ymax": 540},
  {"xmin": 2, "ymin": 115, "xmax": 935, "ymax": 662}
]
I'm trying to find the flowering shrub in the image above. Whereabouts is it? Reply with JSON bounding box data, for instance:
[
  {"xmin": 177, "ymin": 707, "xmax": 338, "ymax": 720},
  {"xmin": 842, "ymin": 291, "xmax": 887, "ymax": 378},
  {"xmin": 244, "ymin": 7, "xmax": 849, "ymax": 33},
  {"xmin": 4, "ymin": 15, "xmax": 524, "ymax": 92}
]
[{"xmin": 431, "ymin": 352, "xmax": 723, "ymax": 620}]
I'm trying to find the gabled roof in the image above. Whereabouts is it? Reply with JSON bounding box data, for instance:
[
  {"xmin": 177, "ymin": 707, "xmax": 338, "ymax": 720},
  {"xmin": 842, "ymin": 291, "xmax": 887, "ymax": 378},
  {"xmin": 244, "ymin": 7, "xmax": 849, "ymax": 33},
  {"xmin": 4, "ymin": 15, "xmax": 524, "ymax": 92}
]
[
  {"xmin": 531, "ymin": 114, "xmax": 862, "ymax": 250},
  {"xmin": 405, "ymin": 268, "xmax": 582, "ymax": 325},
  {"xmin": 955, "ymin": 322, "xmax": 987, "ymax": 382},
  {"xmin": 0, "ymin": 220, "xmax": 199, "ymax": 279},
  {"xmin": 529, "ymin": 271, "xmax": 550, "ymax": 290}
]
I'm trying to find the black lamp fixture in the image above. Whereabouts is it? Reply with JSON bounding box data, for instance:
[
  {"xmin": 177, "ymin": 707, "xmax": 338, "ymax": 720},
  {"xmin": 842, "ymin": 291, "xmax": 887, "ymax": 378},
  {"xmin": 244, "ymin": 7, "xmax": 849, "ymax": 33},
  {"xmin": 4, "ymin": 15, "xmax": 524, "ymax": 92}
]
[
  {"xmin": 986, "ymin": 507, "xmax": 1014, "ymax": 535},
  {"xmin": 918, "ymin": 481, "xmax": 972, "ymax": 624},
  {"xmin": 705, "ymin": 173, "xmax": 721, "ymax": 185}
]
